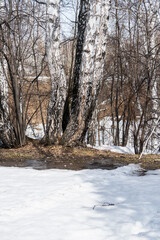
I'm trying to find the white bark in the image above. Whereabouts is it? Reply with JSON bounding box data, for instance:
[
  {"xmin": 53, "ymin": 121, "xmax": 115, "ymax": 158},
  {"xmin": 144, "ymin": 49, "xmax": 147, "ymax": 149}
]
[
  {"xmin": 79, "ymin": 0, "xmax": 110, "ymax": 120},
  {"xmin": 0, "ymin": 61, "xmax": 8, "ymax": 113},
  {"xmin": 45, "ymin": 0, "xmax": 67, "ymax": 143},
  {"xmin": 0, "ymin": 0, "xmax": 6, "ymax": 129},
  {"xmin": 0, "ymin": 58, "xmax": 11, "ymax": 146},
  {"xmin": 62, "ymin": 0, "xmax": 111, "ymax": 145},
  {"xmin": 151, "ymin": 0, "xmax": 159, "ymax": 116},
  {"xmin": 149, "ymin": 0, "xmax": 159, "ymax": 149},
  {"xmin": 0, "ymin": 60, "xmax": 8, "ymax": 125}
]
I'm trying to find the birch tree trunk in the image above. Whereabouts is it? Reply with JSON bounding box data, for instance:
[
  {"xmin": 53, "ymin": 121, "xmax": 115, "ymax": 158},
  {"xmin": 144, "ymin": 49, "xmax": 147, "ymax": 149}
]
[
  {"xmin": 0, "ymin": 58, "xmax": 15, "ymax": 147},
  {"xmin": 44, "ymin": 0, "xmax": 67, "ymax": 144},
  {"xmin": 150, "ymin": 0, "xmax": 159, "ymax": 150},
  {"xmin": 0, "ymin": 59, "xmax": 8, "ymax": 144},
  {"xmin": 146, "ymin": 0, "xmax": 159, "ymax": 151},
  {"xmin": 0, "ymin": 0, "xmax": 15, "ymax": 147},
  {"xmin": 61, "ymin": 0, "xmax": 111, "ymax": 146}
]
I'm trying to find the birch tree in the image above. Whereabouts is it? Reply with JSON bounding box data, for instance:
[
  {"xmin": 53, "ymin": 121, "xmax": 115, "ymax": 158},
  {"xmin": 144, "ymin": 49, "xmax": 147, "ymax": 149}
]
[
  {"xmin": 45, "ymin": 0, "xmax": 67, "ymax": 144},
  {"xmin": 0, "ymin": 57, "xmax": 13, "ymax": 147},
  {"xmin": 148, "ymin": 0, "xmax": 160, "ymax": 150},
  {"xmin": 0, "ymin": 0, "xmax": 16, "ymax": 147},
  {"xmin": 61, "ymin": 0, "xmax": 111, "ymax": 146}
]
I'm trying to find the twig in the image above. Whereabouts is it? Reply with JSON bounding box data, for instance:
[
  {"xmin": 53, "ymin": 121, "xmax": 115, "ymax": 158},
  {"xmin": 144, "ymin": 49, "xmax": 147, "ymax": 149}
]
[{"xmin": 93, "ymin": 202, "xmax": 115, "ymax": 210}]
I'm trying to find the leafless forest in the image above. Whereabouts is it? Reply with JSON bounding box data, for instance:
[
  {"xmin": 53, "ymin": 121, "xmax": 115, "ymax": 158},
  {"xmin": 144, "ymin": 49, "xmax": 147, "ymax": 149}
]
[{"xmin": 0, "ymin": 0, "xmax": 159, "ymax": 154}]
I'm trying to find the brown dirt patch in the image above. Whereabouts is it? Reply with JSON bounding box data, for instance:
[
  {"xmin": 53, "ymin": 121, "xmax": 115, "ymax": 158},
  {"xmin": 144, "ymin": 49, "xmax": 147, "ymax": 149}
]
[{"xmin": 0, "ymin": 139, "xmax": 160, "ymax": 171}]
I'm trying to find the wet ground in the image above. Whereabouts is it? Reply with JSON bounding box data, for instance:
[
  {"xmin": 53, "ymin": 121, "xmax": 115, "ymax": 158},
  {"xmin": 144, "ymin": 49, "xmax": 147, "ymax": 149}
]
[
  {"xmin": 0, "ymin": 157, "xmax": 125, "ymax": 171},
  {"xmin": 0, "ymin": 158, "xmax": 151, "ymax": 176},
  {"xmin": 0, "ymin": 141, "xmax": 160, "ymax": 172}
]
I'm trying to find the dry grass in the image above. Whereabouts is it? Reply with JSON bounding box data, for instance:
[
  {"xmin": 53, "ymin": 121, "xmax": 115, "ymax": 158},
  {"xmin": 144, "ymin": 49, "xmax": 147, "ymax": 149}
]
[{"xmin": 0, "ymin": 140, "xmax": 160, "ymax": 170}]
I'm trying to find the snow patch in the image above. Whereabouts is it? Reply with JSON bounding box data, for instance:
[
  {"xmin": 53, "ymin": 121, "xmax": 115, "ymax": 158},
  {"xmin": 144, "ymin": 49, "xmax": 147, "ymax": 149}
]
[
  {"xmin": 25, "ymin": 124, "xmax": 45, "ymax": 140},
  {"xmin": 88, "ymin": 144, "xmax": 135, "ymax": 154},
  {"xmin": 0, "ymin": 165, "xmax": 160, "ymax": 240}
]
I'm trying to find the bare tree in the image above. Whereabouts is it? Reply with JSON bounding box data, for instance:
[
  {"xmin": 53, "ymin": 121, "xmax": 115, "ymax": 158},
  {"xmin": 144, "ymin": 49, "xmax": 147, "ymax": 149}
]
[
  {"xmin": 44, "ymin": 0, "xmax": 67, "ymax": 144},
  {"xmin": 0, "ymin": 0, "xmax": 46, "ymax": 147},
  {"xmin": 61, "ymin": 0, "xmax": 111, "ymax": 146},
  {"xmin": 103, "ymin": 0, "xmax": 159, "ymax": 153},
  {"xmin": 43, "ymin": 0, "xmax": 111, "ymax": 146}
]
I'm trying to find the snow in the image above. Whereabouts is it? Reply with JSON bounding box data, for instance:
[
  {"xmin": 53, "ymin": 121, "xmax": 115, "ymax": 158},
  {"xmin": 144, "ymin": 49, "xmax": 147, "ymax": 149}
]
[
  {"xmin": 25, "ymin": 124, "xmax": 45, "ymax": 140},
  {"xmin": 89, "ymin": 144, "xmax": 135, "ymax": 154},
  {"xmin": 0, "ymin": 165, "xmax": 160, "ymax": 240}
]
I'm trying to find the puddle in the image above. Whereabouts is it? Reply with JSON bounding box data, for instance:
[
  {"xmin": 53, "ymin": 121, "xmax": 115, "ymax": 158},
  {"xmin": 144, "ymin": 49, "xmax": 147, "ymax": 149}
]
[
  {"xmin": 0, "ymin": 158, "xmax": 125, "ymax": 171},
  {"xmin": 85, "ymin": 159, "xmax": 123, "ymax": 170},
  {"xmin": 25, "ymin": 160, "xmax": 48, "ymax": 170},
  {"xmin": 0, "ymin": 159, "xmax": 52, "ymax": 170}
]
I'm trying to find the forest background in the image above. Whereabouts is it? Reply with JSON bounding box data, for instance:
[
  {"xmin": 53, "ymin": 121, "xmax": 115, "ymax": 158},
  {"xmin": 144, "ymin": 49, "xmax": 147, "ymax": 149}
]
[{"xmin": 0, "ymin": 0, "xmax": 159, "ymax": 155}]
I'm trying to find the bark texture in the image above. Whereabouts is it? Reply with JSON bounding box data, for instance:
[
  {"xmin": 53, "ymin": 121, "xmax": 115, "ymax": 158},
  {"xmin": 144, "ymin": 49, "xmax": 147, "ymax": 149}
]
[
  {"xmin": 61, "ymin": 0, "xmax": 111, "ymax": 146},
  {"xmin": 0, "ymin": 1, "xmax": 12, "ymax": 147},
  {"xmin": 149, "ymin": 0, "xmax": 159, "ymax": 150},
  {"xmin": 45, "ymin": 0, "xmax": 67, "ymax": 144},
  {"xmin": 0, "ymin": 59, "xmax": 15, "ymax": 147}
]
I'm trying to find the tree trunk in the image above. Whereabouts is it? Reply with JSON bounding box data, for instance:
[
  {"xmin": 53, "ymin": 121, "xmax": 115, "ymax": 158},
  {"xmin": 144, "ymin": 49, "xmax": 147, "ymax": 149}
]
[
  {"xmin": 0, "ymin": 58, "xmax": 16, "ymax": 147},
  {"xmin": 0, "ymin": 0, "xmax": 27, "ymax": 147},
  {"xmin": 44, "ymin": 0, "xmax": 67, "ymax": 144},
  {"xmin": 87, "ymin": 110, "xmax": 97, "ymax": 146},
  {"xmin": 61, "ymin": 0, "xmax": 111, "ymax": 146},
  {"xmin": 150, "ymin": 0, "xmax": 159, "ymax": 150}
]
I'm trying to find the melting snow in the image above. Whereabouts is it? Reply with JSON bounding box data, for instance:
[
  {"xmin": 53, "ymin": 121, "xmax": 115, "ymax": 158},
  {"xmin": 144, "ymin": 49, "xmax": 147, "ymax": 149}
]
[
  {"xmin": 89, "ymin": 144, "xmax": 135, "ymax": 154},
  {"xmin": 0, "ymin": 165, "xmax": 160, "ymax": 240}
]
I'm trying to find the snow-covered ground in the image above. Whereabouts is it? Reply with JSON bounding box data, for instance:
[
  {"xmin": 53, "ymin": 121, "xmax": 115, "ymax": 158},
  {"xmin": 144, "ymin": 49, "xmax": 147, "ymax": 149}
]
[
  {"xmin": 0, "ymin": 165, "xmax": 160, "ymax": 240},
  {"xmin": 88, "ymin": 144, "xmax": 135, "ymax": 154}
]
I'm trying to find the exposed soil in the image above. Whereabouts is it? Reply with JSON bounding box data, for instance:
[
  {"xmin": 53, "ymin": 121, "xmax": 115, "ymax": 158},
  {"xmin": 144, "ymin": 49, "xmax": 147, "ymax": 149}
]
[{"xmin": 0, "ymin": 138, "xmax": 160, "ymax": 171}]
